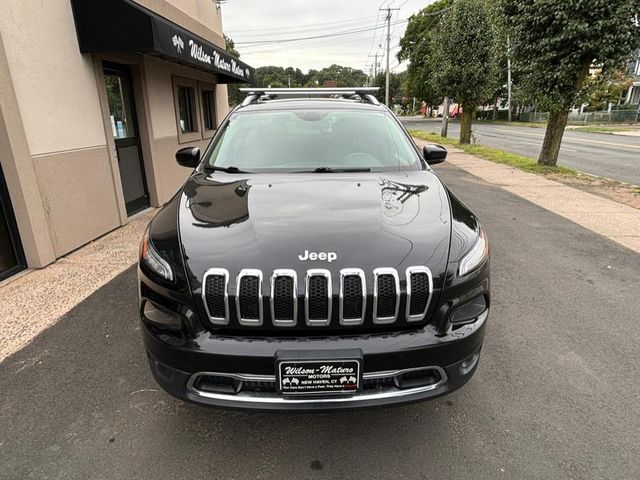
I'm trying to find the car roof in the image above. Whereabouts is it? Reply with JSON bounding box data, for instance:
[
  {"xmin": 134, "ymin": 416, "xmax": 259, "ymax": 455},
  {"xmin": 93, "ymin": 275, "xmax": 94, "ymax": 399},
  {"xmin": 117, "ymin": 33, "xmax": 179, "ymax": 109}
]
[{"xmin": 237, "ymin": 98, "xmax": 385, "ymax": 112}]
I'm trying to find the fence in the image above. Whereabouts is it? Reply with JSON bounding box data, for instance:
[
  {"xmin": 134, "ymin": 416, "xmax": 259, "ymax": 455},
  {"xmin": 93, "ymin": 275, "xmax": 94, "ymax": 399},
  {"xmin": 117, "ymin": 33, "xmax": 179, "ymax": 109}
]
[{"xmin": 519, "ymin": 108, "xmax": 640, "ymax": 125}]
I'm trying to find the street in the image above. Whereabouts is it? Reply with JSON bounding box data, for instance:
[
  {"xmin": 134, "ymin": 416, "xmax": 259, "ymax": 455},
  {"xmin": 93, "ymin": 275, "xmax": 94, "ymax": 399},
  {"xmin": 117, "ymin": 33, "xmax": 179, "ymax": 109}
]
[
  {"xmin": 401, "ymin": 118, "xmax": 640, "ymax": 186},
  {"xmin": 2, "ymin": 163, "xmax": 639, "ymax": 480}
]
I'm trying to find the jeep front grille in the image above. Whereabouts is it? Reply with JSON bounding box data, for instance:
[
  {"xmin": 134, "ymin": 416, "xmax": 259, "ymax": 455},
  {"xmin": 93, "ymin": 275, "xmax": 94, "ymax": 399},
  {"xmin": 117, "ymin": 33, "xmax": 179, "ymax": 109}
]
[
  {"xmin": 270, "ymin": 269, "xmax": 297, "ymax": 326},
  {"xmin": 236, "ymin": 269, "xmax": 263, "ymax": 326},
  {"xmin": 339, "ymin": 269, "xmax": 366, "ymax": 325},
  {"xmin": 406, "ymin": 266, "xmax": 433, "ymax": 322},
  {"xmin": 305, "ymin": 269, "xmax": 331, "ymax": 326},
  {"xmin": 201, "ymin": 266, "xmax": 433, "ymax": 329},
  {"xmin": 373, "ymin": 268, "xmax": 400, "ymax": 323},
  {"xmin": 201, "ymin": 269, "xmax": 229, "ymax": 324}
]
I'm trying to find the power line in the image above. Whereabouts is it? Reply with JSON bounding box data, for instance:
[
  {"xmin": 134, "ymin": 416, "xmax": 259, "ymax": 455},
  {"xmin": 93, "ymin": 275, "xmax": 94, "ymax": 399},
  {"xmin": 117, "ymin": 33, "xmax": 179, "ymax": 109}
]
[
  {"xmin": 364, "ymin": 9, "xmax": 385, "ymax": 71},
  {"xmin": 236, "ymin": 18, "xmax": 408, "ymax": 47},
  {"xmin": 227, "ymin": 15, "xmax": 380, "ymax": 37},
  {"xmin": 241, "ymin": 27, "xmax": 394, "ymax": 54}
]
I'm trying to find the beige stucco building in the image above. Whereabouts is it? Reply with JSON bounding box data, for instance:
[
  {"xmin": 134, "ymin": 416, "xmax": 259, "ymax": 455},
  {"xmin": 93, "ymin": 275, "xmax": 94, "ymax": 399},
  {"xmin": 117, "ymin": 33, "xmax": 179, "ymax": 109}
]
[{"xmin": 0, "ymin": 0, "xmax": 253, "ymax": 280}]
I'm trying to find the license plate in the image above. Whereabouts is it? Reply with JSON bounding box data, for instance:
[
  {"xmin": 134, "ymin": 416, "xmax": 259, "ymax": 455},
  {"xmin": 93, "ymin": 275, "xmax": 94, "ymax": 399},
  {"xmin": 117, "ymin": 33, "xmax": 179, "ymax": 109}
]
[{"xmin": 278, "ymin": 359, "xmax": 361, "ymax": 396}]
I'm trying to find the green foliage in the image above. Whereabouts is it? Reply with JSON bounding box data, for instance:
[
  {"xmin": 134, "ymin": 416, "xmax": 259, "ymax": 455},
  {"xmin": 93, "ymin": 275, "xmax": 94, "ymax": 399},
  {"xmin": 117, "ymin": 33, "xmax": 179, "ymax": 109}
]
[
  {"xmin": 225, "ymin": 36, "xmax": 245, "ymax": 106},
  {"xmin": 577, "ymin": 69, "xmax": 634, "ymax": 111},
  {"xmin": 399, "ymin": 0, "xmax": 499, "ymax": 107},
  {"xmin": 306, "ymin": 64, "xmax": 368, "ymax": 88},
  {"xmin": 371, "ymin": 71, "xmax": 408, "ymax": 105},
  {"xmin": 503, "ymin": 0, "xmax": 640, "ymax": 112},
  {"xmin": 431, "ymin": 0, "xmax": 499, "ymax": 108},
  {"xmin": 224, "ymin": 35, "xmax": 240, "ymax": 58},
  {"xmin": 252, "ymin": 64, "xmax": 368, "ymax": 89},
  {"xmin": 398, "ymin": 0, "xmax": 452, "ymax": 103}
]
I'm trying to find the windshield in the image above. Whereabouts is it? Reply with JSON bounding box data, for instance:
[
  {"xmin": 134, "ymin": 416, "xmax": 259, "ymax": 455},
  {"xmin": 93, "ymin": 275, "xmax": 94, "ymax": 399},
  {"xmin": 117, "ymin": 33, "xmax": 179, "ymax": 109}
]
[{"xmin": 204, "ymin": 109, "xmax": 420, "ymax": 172}]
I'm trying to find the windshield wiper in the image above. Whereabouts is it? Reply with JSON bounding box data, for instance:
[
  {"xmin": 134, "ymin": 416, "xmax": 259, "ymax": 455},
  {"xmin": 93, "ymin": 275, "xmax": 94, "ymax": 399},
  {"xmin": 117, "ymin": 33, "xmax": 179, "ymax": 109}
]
[
  {"xmin": 204, "ymin": 165, "xmax": 251, "ymax": 174},
  {"xmin": 304, "ymin": 167, "xmax": 372, "ymax": 173}
]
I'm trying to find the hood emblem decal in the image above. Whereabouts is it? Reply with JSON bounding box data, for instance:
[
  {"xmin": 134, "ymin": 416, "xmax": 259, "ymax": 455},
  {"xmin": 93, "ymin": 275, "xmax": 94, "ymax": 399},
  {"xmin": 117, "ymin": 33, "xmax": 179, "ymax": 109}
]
[{"xmin": 298, "ymin": 250, "xmax": 337, "ymax": 263}]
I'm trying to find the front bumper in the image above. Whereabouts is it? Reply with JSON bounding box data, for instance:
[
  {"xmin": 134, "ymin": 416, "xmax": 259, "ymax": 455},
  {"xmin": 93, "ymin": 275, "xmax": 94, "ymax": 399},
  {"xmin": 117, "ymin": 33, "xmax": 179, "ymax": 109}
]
[{"xmin": 142, "ymin": 311, "xmax": 488, "ymax": 412}]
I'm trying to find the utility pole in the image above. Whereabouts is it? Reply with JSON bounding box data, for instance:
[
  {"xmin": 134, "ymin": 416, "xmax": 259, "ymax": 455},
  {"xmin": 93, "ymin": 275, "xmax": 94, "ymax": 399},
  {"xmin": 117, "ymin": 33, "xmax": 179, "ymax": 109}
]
[
  {"xmin": 368, "ymin": 53, "xmax": 380, "ymax": 78},
  {"xmin": 380, "ymin": 7, "xmax": 400, "ymax": 106},
  {"xmin": 441, "ymin": 97, "xmax": 450, "ymax": 137},
  {"xmin": 507, "ymin": 36, "xmax": 512, "ymax": 122}
]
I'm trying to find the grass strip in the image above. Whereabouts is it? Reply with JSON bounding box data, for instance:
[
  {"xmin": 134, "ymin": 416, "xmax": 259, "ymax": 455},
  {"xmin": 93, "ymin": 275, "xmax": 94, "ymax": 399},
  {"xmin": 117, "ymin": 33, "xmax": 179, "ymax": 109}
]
[{"xmin": 409, "ymin": 130, "xmax": 577, "ymax": 176}]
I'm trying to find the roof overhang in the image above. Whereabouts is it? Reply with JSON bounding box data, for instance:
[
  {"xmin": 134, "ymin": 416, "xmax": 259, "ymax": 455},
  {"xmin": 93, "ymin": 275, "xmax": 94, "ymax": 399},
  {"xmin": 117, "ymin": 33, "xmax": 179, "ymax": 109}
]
[{"xmin": 70, "ymin": 0, "xmax": 255, "ymax": 84}]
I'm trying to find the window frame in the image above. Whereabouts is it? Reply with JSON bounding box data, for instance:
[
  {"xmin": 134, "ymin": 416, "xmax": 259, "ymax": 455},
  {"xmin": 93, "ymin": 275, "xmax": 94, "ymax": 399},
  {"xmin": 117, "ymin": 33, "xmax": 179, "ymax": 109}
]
[
  {"xmin": 172, "ymin": 75, "xmax": 201, "ymax": 144},
  {"xmin": 198, "ymin": 81, "xmax": 217, "ymax": 139}
]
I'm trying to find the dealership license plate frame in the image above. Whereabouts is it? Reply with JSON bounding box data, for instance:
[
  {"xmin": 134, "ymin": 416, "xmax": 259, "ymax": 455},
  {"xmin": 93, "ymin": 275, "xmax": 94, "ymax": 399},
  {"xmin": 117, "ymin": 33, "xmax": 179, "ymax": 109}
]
[{"xmin": 276, "ymin": 350, "xmax": 362, "ymax": 397}]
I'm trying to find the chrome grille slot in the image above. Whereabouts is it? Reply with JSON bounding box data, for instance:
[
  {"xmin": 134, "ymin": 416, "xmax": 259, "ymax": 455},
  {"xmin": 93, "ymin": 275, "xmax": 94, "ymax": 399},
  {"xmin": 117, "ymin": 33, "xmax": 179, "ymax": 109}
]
[
  {"xmin": 339, "ymin": 268, "xmax": 366, "ymax": 325},
  {"xmin": 406, "ymin": 266, "xmax": 433, "ymax": 322},
  {"xmin": 305, "ymin": 269, "xmax": 332, "ymax": 326},
  {"xmin": 270, "ymin": 269, "xmax": 297, "ymax": 327},
  {"xmin": 236, "ymin": 269, "xmax": 263, "ymax": 326},
  {"xmin": 202, "ymin": 268, "xmax": 229, "ymax": 324},
  {"xmin": 373, "ymin": 268, "xmax": 400, "ymax": 324}
]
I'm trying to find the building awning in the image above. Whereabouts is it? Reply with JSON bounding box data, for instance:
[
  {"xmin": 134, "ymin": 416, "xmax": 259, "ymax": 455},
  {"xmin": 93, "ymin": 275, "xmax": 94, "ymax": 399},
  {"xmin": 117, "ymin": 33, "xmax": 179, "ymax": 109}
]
[{"xmin": 70, "ymin": 0, "xmax": 255, "ymax": 84}]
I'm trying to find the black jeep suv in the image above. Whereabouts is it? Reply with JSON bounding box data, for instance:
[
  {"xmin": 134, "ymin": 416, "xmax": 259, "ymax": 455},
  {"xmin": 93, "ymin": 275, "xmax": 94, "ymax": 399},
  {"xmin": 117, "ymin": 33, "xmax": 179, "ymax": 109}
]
[{"xmin": 138, "ymin": 87, "xmax": 489, "ymax": 411}]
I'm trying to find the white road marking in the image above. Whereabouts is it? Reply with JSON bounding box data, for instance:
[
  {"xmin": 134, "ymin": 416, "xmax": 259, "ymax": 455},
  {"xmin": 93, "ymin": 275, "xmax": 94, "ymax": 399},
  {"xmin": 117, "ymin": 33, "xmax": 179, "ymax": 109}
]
[
  {"xmin": 514, "ymin": 140, "xmax": 577, "ymax": 152},
  {"xmin": 493, "ymin": 129, "xmax": 640, "ymax": 150}
]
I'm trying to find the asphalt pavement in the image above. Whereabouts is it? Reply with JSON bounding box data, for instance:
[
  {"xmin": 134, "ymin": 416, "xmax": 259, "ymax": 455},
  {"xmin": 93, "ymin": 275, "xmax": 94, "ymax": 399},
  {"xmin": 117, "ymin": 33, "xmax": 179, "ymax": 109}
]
[
  {"xmin": 402, "ymin": 118, "xmax": 640, "ymax": 186},
  {"xmin": 2, "ymin": 164, "xmax": 639, "ymax": 479}
]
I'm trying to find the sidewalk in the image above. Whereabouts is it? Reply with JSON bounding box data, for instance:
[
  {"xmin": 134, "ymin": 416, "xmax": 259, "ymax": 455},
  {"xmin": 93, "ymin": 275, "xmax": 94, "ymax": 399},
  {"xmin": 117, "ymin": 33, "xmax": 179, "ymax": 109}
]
[
  {"xmin": 0, "ymin": 209, "xmax": 156, "ymax": 362},
  {"xmin": 414, "ymin": 139, "xmax": 640, "ymax": 253}
]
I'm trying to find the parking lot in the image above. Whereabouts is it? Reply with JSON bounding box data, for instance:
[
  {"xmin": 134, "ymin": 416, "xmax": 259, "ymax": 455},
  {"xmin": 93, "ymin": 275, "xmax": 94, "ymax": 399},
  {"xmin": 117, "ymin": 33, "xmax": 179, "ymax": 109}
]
[{"xmin": 1, "ymin": 163, "xmax": 639, "ymax": 480}]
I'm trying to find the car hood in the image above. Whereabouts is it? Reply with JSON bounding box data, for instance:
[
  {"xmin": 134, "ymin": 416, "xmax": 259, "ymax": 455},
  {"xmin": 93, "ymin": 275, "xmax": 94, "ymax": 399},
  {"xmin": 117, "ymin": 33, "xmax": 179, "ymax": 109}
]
[{"xmin": 179, "ymin": 170, "xmax": 452, "ymax": 290}]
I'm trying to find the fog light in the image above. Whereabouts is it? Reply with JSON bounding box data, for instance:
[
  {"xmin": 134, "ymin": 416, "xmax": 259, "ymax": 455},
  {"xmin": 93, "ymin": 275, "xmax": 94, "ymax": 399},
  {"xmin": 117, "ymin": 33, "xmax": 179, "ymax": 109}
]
[
  {"xmin": 460, "ymin": 353, "xmax": 479, "ymax": 375},
  {"xmin": 142, "ymin": 300, "xmax": 182, "ymax": 330},
  {"xmin": 450, "ymin": 295, "xmax": 487, "ymax": 325}
]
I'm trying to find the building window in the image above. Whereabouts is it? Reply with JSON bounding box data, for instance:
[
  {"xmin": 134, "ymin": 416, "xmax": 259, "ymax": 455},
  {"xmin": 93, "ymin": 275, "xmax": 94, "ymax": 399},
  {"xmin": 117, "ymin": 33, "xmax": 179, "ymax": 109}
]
[
  {"xmin": 173, "ymin": 76, "xmax": 201, "ymax": 143},
  {"xmin": 177, "ymin": 86, "xmax": 195, "ymax": 133},
  {"xmin": 198, "ymin": 82, "xmax": 217, "ymax": 138},
  {"xmin": 202, "ymin": 90, "xmax": 215, "ymax": 130}
]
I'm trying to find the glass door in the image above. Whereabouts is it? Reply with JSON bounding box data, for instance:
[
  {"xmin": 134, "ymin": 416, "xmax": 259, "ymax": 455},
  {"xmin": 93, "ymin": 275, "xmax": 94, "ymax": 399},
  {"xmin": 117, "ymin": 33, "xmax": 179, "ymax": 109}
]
[
  {"xmin": 0, "ymin": 161, "xmax": 25, "ymax": 281},
  {"xmin": 103, "ymin": 62, "xmax": 150, "ymax": 216}
]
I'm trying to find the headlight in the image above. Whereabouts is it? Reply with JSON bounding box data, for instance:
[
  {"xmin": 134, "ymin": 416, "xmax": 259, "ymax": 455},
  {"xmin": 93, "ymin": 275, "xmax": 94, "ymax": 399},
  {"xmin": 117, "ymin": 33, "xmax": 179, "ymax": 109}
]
[
  {"xmin": 457, "ymin": 227, "xmax": 488, "ymax": 277},
  {"xmin": 140, "ymin": 228, "xmax": 174, "ymax": 282}
]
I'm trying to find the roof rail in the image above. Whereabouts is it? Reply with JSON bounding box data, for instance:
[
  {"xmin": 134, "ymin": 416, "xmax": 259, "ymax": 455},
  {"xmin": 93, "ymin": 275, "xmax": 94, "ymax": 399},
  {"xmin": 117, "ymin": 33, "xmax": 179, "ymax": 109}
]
[{"xmin": 238, "ymin": 87, "xmax": 381, "ymax": 107}]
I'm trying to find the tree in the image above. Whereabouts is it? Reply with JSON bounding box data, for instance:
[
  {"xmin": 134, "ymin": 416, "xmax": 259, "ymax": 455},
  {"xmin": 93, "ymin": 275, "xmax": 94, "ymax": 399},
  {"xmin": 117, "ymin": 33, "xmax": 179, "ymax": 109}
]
[
  {"xmin": 578, "ymin": 68, "xmax": 634, "ymax": 111},
  {"xmin": 372, "ymin": 71, "xmax": 407, "ymax": 106},
  {"xmin": 503, "ymin": 0, "xmax": 640, "ymax": 166},
  {"xmin": 398, "ymin": 0, "xmax": 452, "ymax": 105},
  {"xmin": 224, "ymin": 35, "xmax": 240, "ymax": 58},
  {"xmin": 225, "ymin": 36, "xmax": 244, "ymax": 106},
  {"xmin": 308, "ymin": 64, "xmax": 368, "ymax": 87},
  {"xmin": 430, "ymin": 0, "xmax": 499, "ymax": 143}
]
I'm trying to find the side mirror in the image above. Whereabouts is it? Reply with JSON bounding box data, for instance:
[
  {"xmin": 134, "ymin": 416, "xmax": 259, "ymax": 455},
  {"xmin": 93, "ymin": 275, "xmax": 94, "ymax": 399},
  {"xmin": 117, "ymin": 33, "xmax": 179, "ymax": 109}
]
[
  {"xmin": 423, "ymin": 144, "xmax": 447, "ymax": 165},
  {"xmin": 175, "ymin": 147, "xmax": 200, "ymax": 168}
]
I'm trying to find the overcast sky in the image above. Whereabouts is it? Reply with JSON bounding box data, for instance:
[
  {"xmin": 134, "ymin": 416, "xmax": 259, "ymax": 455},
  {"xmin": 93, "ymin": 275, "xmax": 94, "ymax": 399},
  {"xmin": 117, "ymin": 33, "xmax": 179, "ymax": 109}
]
[{"xmin": 221, "ymin": 0, "xmax": 437, "ymax": 74}]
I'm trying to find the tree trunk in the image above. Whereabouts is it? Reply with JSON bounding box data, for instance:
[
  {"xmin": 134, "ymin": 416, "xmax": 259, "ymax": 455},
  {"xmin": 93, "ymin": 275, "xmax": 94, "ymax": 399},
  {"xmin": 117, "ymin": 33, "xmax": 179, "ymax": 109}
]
[
  {"xmin": 460, "ymin": 104, "xmax": 474, "ymax": 144},
  {"xmin": 538, "ymin": 107, "xmax": 569, "ymax": 166},
  {"xmin": 538, "ymin": 57, "xmax": 593, "ymax": 166}
]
